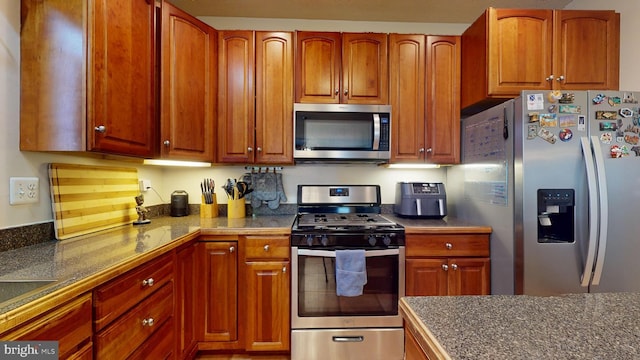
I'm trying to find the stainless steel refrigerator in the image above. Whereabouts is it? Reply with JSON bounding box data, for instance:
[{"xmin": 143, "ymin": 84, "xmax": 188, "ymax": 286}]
[{"xmin": 447, "ymin": 90, "xmax": 640, "ymax": 295}]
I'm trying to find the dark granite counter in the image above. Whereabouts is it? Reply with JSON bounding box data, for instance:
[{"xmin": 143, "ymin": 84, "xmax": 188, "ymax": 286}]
[
  {"xmin": 401, "ymin": 294, "xmax": 640, "ymax": 359},
  {"xmin": 0, "ymin": 214, "xmax": 295, "ymax": 321}
]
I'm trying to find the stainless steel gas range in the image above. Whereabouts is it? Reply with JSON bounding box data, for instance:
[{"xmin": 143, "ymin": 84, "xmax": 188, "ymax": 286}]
[{"xmin": 290, "ymin": 185, "xmax": 405, "ymax": 360}]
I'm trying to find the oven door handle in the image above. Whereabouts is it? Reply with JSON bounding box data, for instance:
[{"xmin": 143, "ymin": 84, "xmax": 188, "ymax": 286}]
[{"xmin": 296, "ymin": 248, "xmax": 400, "ymax": 258}]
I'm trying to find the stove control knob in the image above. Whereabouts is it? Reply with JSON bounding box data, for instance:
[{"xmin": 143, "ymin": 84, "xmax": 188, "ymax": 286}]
[
  {"xmin": 321, "ymin": 235, "xmax": 329, "ymax": 246},
  {"xmin": 382, "ymin": 235, "xmax": 391, "ymax": 246},
  {"xmin": 368, "ymin": 235, "xmax": 377, "ymax": 246},
  {"xmin": 305, "ymin": 235, "xmax": 314, "ymax": 247}
]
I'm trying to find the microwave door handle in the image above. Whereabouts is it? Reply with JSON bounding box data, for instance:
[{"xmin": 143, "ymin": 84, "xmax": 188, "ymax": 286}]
[
  {"xmin": 416, "ymin": 198, "xmax": 422, "ymax": 216},
  {"xmin": 372, "ymin": 114, "xmax": 381, "ymax": 150},
  {"xmin": 438, "ymin": 198, "xmax": 445, "ymax": 216},
  {"xmin": 297, "ymin": 248, "xmax": 400, "ymax": 257}
]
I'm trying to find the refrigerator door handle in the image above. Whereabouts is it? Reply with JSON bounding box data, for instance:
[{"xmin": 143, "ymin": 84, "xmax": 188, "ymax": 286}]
[
  {"xmin": 590, "ymin": 136, "xmax": 609, "ymax": 286},
  {"xmin": 580, "ymin": 137, "xmax": 599, "ymax": 287}
]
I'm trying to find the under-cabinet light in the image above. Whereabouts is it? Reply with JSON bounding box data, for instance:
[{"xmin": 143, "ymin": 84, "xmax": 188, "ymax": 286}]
[
  {"xmin": 143, "ymin": 159, "xmax": 212, "ymax": 167},
  {"xmin": 384, "ymin": 164, "xmax": 441, "ymax": 169}
]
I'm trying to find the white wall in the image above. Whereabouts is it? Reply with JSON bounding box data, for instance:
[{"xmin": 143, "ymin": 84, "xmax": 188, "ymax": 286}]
[{"xmin": 2, "ymin": 0, "xmax": 638, "ymax": 230}]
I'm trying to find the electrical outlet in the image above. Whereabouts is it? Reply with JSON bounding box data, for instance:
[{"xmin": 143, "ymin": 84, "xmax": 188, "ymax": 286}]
[
  {"xmin": 139, "ymin": 179, "xmax": 151, "ymax": 192},
  {"xmin": 10, "ymin": 177, "xmax": 39, "ymax": 205}
]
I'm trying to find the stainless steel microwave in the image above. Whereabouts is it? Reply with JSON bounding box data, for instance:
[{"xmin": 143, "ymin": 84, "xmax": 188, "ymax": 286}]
[{"xmin": 293, "ymin": 103, "xmax": 392, "ymax": 163}]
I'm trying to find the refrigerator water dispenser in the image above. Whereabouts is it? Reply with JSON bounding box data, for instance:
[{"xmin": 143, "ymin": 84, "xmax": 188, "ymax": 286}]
[{"xmin": 537, "ymin": 189, "xmax": 574, "ymax": 243}]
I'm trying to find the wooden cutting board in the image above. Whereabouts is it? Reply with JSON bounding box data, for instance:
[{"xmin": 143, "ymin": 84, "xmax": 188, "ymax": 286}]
[{"xmin": 49, "ymin": 163, "xmax": 140, "ymax": 240}]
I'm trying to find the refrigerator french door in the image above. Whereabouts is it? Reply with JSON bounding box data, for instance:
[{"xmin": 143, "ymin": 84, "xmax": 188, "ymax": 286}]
[{"xmin": 451, "ymin": 90, "xmax": 640, "ymax": 295}]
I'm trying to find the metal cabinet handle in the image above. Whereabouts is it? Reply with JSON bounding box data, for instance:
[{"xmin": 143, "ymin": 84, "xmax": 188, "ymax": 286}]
[
  {"xmin": 94, "ymin": 125, "xmax": 106, "ymax": 133},
  {"xmin": 344, "ymin": 89, "xmax": 349, "ymax": 95},
  {"xmin": 257, "ymin": 147, "xmax": 262, "ymax": 152},
  {"xmin": 163, "ymin": 140, "xmax": 170, "ymax": 146},
  {"xmin": 142, "ymin": 278, "xmax": 154, "ymax": 287},
  {"xmin": 418, "ymin": 148, "xmax": 425, "ymax": 153},
  {"xmin": 264, "ymin": 244, "xmax": 270, "ymax": 252},
  {"xmin": 556, "ymin": 75, "xmax": 565, "ymax": 82},
  {"xmin": 247, "ymin": 147, "xmax": 253, "ymax": 153},
  {"xmin": 282, "ymin": 266, "xmax": 287, "ymax": 273},
  {"xmin": 334, "ymin": 89, "xmax": 339, "ymax": 95},
  {"xmin": 451, "ymin": 263, "xmax": 458, "ymax": 271},
  {"xmin": 445, "ymin": 242, "xmax": 453, "ymax": 250},
  {"xmin": 442, "ymin": 264, "xmax": 448, "ymax": 271},
  {"xmin": 426, "ymin": 148, "xmax": 433, "ymax": 153},
  {"xmin": 229, "ymin": 246, "xmax": 235, "ymax": 253},
  {"xmin": 142, "ymin": 317, "xmax": 155, "ymax": 327},
  {"xmin": 545, "ymin": 74, "xmax": 554, "ymax": 81}
]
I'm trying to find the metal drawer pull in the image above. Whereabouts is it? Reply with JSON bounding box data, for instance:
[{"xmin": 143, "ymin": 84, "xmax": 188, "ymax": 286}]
[
  {"xmin": 142, "ymin": 278, "xmax": 154, "ymax": 287},
  {"xmin": 282, "ymin": 266, "xmax": 287, "ymax": 273},
  {"xmin": 451, "ymin": 263, "xmax": 458, "ymax": 270},
  {"xmin": 442, "ymin": 264, "xmax": 449, "ymax": 271},
  {"xmin": 142, "ymin": 317, "xmax": 155, "ymax": 327},
  {"xmin": 332, "ymin": 336, "xmax": 364, "ymax": 343},
  {"xmin": 264, "ymin": 244, "xmax": 270, "ymax": 252},
  {"xmin": 229, "ymin": 246, "xmax": 235, "ymax": 253},
  {"xmin": 445, "ymin": 242, "xmax": 453, "ymax": 249}
]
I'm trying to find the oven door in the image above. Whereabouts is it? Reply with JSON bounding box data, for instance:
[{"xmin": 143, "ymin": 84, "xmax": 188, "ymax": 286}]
[{"xmin": 291, "ymin": 246, "xmax": 405, "ymax": 329}]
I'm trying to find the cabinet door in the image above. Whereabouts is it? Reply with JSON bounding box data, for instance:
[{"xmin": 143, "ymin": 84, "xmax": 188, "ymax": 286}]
[
  {"xmin": 389, "ymin": 34, "xmax": 425, "ymax": 163},
  {"xmin": 244, "ymin": 261, "xmax": 290, "ymax": 351},
  {"xmin": 160, "ymin": 2, "xmax": 217, "ymax": 162},
  {"xmin": 448, "ymin": 258, "xmax": 491, "ymax": 296},
  {"xmin": 176, "ymin": 243, "xmax": 198, "ymax": 359},
  {"xmin": 295, "ymin": 31, "xmax": 342, "ymax": 103},
  {"xmin": 426, "ymin": 36, "xmax": 460, "ymax": 164},
  {"xmin": 342, "ymin": 33, "xmax": 388, "ymax": 104},
  {"xmin": 488, "ymin": 9, "xmax": 554, "ymax": 95},
  {"xmin": 255, "ymin": 31, "xmax": 294, "ymax": 164},
  {"xmin": 405, "ymin": 258, "xmax": 448, "ymax": 296},
  {"xmin": 199, "ymin": 241, "xmax": 238, "ymax": 343},
  {"xmin": 218, "ymin": 31, "xmax": 255, "ymax": 163},
  {"xmin": 553, "ymin": 10, "xmax": 619, "ymax": 90},
  {"xmin": 89, "ymin": 0, "xmax": 156, "ymax": 157}
]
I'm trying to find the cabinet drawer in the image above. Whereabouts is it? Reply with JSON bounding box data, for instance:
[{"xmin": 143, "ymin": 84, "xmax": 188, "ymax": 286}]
[
  {"xmin": 128, "ymin": 316, "xmax": 174, "ymax": 360},
  {"xmin": 406, "ymin": 234, "xmax": 489, "ymax": 257},
  {"xmin": 244, "ymin": 236, "xmax": 290, "ymax": 260},
  {"xmin": 94, "ymin": 253, "xmax": 174, "ymax": 331},
  {"xmin": 4, "ymin": 293, "xmax": 92, "ymax": 360},
  {"xmin": 95, "ymin": 282, "xmax": 174, "ymax": 359}
]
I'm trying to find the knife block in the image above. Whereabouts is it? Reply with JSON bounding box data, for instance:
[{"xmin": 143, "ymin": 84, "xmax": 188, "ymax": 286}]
[
  {"xmin": 200, "ymin": 194, "xmax": 218, "ymax": 218},
  {"xmin": 227, "ymin": 198, "xmax": 246, "ymax": 219}
]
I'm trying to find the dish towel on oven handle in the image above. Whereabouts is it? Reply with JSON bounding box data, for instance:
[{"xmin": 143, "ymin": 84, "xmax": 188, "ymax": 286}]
[{"xmin": 335, "ymin": 249, "xmax": 367, "ymax": 297}]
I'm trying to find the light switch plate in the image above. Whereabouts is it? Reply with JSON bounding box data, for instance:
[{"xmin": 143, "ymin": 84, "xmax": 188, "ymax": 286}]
[{"xmin": 10, "ymin": 177, "xmax": 39, "ymax": 205}]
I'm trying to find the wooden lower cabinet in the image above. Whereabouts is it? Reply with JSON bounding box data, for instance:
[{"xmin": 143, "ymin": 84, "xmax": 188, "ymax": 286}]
[
  {"xmin": 405, "ymin": 232, "xmax": 491, "ymax": 296},
  {"xmin": 197, "ymin": 240, "xmax": 240, "ymax": 350},
  {"xmin": 197, "ymin": 235, "xmax": 290, "ymax": 355},
  {"xmin": 404, "ymin": 325, "xmax": 429, "ymax": 360},
  {"xmin": 0, "ymin": 293, "xmax": 93, "ymax": 360},
  {"xmin": 242, "ymin": 235, "xmax": 290, "ymax": 352},
  {"xmin": 177, "ymin": 242, "xmax": 198, "ymax": 359}
]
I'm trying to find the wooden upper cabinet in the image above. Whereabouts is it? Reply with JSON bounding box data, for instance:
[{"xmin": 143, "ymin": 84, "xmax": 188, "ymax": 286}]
[
  {"xmin": 426, "ymin": 36, "xmax": 460, "ymax": 164},
  {"xmin": 20, "ymin": 0, "xmax": 156, "ymax": 157},
  {"xmin": 295, "ymin": 32, "xmax": 342, "ymax": 103},
  {"xmin": 255, "ymin": 32, "xmax": 294, "ymax": 164},
  {"xmin": 89, "ymin": 0, "xmax": 156, "ymax": 157},
  {"xmin": 461, "ymin": 7, "xmax": 620, "ymax": 114},
  {"xmin": 160, "ymin": 2, "xmax": 217, "ymax": 162},
  {"xmin": 342, "ymin": 33, "xmax": 388, "ymax": 104},
  {"xmin": 389, "ymin": 34, "xmax": 460, "ymax": 164},
  {"xmin": 217, "ymin": 30, "xmax": 255, "ymax": 163},
  {"xmin": 295, "ymin": 31, "xmax": 388, "ymax": 104},
  {"xmin": 389, "ymin": 34, "xmax": 426, "ymax": 163},
  {"xmin": 553, "ymin": 10, "xmax": 620, "ymax": 90}
]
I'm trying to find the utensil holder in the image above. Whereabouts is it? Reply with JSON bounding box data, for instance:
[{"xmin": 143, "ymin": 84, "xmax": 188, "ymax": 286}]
[
  {"xmin": 201, "ymin": 194, "xmax": 218, "ymax": 218},
  {"xmin": 227, "ymin": 198, "xmax": 246, "ymax": 219}
]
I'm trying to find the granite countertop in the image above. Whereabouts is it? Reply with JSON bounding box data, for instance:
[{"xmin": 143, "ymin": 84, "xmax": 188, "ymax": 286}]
[
  {"xmin": 401, "ymin": 293, "xmax": 640, "ymax": 359},
  {"xmin": 0, "ymin": 214, "xmax": 295, "ymax": 318}
]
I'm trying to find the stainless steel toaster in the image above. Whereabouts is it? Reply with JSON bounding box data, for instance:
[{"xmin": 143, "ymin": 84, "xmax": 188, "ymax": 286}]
[{"xmin": 394, "ymin": 182, "xmax": 447, "ymax": 218}]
